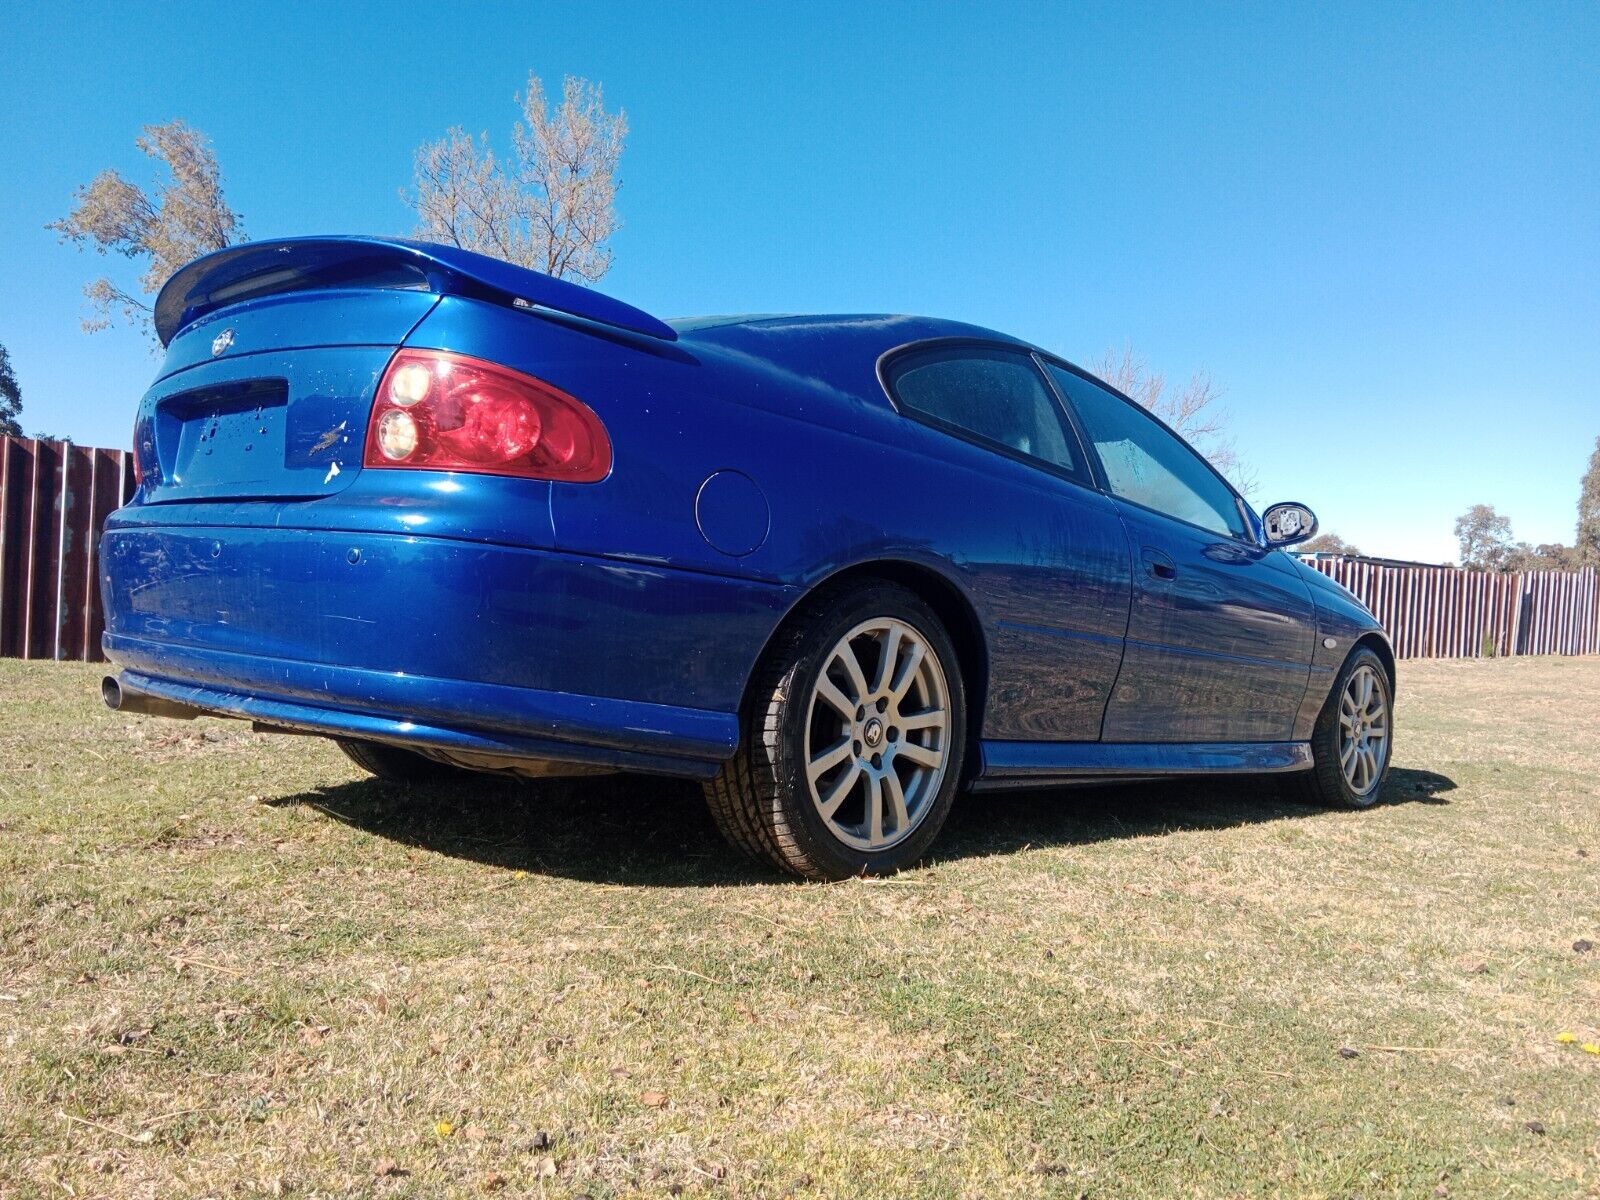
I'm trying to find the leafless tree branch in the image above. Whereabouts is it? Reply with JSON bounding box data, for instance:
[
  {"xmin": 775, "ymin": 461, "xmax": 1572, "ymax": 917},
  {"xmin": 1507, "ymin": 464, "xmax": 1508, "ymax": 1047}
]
[
  {"xmin": 1092, "ymin": 344, "xmax": 1254, "ymax": 494},
  {"xmin": 50, "ymin": 121, "xmax": 241, "ymax": 340},
  {"xmin": 409, "ymin": 73, "xmax": 625, "ymax": 285}
]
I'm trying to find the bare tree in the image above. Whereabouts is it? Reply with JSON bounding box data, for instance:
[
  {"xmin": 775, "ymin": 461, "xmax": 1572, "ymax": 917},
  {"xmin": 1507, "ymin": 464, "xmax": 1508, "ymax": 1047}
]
[
  {"xmin": 0, "ymin": 342, "xmax": 22, "ymax": 437},
  {"xmin": 1092, "ymin": 345, "xmax": 1255, "ymax": 494},
  {"xmin": 50, "ymin": 121, "xmax": 242, "ymax": 339},
  {"xmin": 410, "ymin": 74, "xmax": 626, "ymax": 283},
  {"xmin": 1453, "ymin": 503, "xmax": 1514, "ymax": 570}
]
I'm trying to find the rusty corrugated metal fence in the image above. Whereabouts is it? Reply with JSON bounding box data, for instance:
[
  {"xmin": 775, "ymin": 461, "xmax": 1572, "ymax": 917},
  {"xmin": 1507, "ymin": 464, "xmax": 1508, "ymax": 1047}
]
[
  {"xmin": 1302, "ymin": 557, "xmax": 1600, "ymax": 659},
  {"xmin": 2, "ymin": 434, "xmax": 1596, "ymax": 665},
  {"xmin": 0, "ymin": 437, "xmax": 134, "ymax": 662}
]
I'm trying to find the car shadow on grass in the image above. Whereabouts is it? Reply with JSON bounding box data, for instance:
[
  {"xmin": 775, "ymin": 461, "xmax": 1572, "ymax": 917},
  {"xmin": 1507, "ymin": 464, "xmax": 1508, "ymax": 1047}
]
[{"xmin": 263, "ymin": 765, "xmax": 1455, "ymax": 887}]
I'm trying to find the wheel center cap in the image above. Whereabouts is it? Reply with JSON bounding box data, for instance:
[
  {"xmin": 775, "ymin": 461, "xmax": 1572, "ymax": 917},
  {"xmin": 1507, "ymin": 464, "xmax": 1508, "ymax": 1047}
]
[{"xmin": 863, "ymin": 718, "xmax": 885, "ymax": 748}]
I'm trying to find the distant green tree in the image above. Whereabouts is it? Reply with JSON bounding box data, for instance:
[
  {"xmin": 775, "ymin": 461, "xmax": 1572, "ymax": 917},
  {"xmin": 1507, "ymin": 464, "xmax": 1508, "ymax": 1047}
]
[
  {"xmin": 1299, "ymin": 532, "xmax": 1361, "ymax": 556},
  {"xmin": 1454, "ymin": 504, "xmax": 1514, "ymax": 570},
  {"xmin": 1578, "ymin": 436, "xmax": 1600, "ymax": 567},
  {"xmin": 0, "ymin": 342, "xmax": 22, "ymax": 437},
  {"xmin": 1504, "ymin": 541, "xmax": 1579, "ymax": 572}
]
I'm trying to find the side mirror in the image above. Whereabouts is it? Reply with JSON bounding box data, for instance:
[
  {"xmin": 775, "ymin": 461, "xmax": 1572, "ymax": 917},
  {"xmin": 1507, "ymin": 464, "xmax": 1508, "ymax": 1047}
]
[{"xmin": 1261, "ymin": 501, "xmax": 1318, "ymax": 547}]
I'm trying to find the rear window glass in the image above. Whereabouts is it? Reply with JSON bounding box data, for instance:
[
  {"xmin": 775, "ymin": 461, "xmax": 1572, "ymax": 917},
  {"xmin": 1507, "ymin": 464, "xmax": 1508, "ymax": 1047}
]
[{"xmin": 886, "ymin": 346, "xmax": 1083, "ymax": 478}]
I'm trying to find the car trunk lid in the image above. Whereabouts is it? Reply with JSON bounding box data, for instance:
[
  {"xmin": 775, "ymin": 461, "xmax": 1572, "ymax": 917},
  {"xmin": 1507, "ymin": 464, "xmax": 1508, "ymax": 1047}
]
[
  {"xmin": 136, "ymin": 236, "xmax": 679, "ymax": 505},
  {"xmin": 138, "ymin": 289, "xmax": 438, "ymax": 503}
]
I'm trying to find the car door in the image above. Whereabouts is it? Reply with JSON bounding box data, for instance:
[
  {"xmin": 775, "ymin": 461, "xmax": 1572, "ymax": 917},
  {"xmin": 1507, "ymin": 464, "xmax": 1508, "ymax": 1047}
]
[
  {"xmin": 882, "ymin": 343, "xmax": 1133, "ymax": 742},
  {"xmin": 1043, "ymin": 361, "xmax": 1316, "ymax": 743}
]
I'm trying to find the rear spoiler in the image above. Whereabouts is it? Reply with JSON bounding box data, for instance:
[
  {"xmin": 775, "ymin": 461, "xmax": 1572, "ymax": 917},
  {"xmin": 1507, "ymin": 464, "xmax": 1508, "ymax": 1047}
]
[{"xmin": 153, "ymin": 236, "xmax": 678, "ymax": 346}]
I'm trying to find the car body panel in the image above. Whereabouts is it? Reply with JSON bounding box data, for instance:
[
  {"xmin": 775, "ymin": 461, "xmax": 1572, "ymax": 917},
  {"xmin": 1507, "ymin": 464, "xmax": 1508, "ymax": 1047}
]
[
  {"xmin": 1101, "ymin": 503, "xmax": 1317, "ymax": 742},
  {"xmin": 101, "ymin": 237, "xmax": 1394, "ymax": 793},
  {"xmin": 101, "ymin": 524, "xmax": 794, "ymax": 718},
  {"xmin": 975, "ymin": 738, "xmax": 1314, "ymax": 788},
  {"xmin": 112, "ymin": 666, "xmax": 725, "ymax": 778},
  {"xmin": 154, "ymin": 236, "xmax": 677, "ymax": 346},
  {"xmin": 1289, "ymin": 557, "xmax": 1393, "ymax": 739},
  {"xmin": 403, "ymin": 299, "xmax": 1137, "ymax": 741}
]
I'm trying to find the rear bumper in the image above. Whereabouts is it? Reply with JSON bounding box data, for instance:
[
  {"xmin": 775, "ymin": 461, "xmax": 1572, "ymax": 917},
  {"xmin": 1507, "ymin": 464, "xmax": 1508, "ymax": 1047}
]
[
  {"xmin": 105, "ymin": 651, "xmax": 731, "ymax": 777},
  {"xmin": 101, "ymin": 524, "xmax": 799, "ymax": 775}
]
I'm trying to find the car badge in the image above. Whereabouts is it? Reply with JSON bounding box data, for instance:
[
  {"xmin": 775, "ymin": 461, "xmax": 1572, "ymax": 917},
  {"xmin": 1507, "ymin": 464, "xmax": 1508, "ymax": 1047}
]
[{"xmin": 211, "ymin": 328, "xmax": 235, "ymax": 357}]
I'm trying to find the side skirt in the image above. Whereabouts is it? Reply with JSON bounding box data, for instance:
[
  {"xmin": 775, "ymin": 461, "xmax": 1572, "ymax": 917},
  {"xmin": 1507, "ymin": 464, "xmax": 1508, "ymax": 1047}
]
[{"xmin": 972, "ymin": 740, "xmax": 1313, "ymax": 791}]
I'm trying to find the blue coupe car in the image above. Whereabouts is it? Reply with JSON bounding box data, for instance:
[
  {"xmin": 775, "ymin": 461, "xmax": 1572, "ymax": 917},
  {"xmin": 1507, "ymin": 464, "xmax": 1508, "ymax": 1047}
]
[{"xmin": 100, "ymin": 237, "xmax": 1394, "ymax": 879}]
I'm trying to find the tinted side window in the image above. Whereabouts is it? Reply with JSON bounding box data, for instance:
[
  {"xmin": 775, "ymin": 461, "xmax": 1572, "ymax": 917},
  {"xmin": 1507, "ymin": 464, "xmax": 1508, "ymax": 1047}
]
[
  {"xmin": 887, "ymin": 346, "xmax": 1083, "ymax": 477},
  {"xmin": 1047, "ymin": 364, "xmax": 1246, "ymax": 538}
]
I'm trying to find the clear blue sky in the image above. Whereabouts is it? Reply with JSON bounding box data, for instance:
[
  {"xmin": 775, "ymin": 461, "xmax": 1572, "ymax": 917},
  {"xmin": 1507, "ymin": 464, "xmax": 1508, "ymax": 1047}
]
[{"xmin": 2, "ymin": 1, "xmax": 1596, "ymax": 563}]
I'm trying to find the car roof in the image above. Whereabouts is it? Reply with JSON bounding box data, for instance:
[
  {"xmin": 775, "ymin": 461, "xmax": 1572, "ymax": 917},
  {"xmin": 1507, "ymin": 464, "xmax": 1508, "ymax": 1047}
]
[
  {"xmin": 668, "ymin": 313, "xmax": 1044, "ymax": 405},
  {"xmin": 669, "ymin": 312, "xmax": 1035, "ymax": 348}
]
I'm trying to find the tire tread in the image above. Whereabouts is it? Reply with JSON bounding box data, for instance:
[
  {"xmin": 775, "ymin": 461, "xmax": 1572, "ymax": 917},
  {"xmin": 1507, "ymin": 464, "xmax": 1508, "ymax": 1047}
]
[{"xmin": 703, "ymin": 582, "xmax": 965, "ymax": 880}]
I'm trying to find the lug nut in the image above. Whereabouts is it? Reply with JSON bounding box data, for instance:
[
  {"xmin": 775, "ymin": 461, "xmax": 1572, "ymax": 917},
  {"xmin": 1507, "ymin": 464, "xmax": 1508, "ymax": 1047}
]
[{"xmin": 871, "ymin": 753, "xmax": 882, "ymax": 768}]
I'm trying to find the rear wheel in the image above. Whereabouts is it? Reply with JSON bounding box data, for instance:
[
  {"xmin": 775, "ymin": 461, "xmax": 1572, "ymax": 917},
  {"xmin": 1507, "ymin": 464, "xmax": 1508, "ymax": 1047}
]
[
  {"xmin": 335, "ymin": 738, "xmax": 469, "ymax": 785},
  {"xmin": 705, "ymin": 583, "xmax": 968, "ymax": 880},
  {"xmin": 1292, "ymin": 647, "xmax": 1393, "ymax": 809}
]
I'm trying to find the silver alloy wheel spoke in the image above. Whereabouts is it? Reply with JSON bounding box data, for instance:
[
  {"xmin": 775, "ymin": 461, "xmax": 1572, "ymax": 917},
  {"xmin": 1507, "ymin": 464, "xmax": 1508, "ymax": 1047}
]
[
  {"xmin": 804, "ymin": 617, "xmax": 952, "ymax": 853},
  {"xmin": 816, "ymin": 677, "xmax": 855, "ymax": 721},
  {"xmin": 819, "ymin": 764, "xmax": 862, "ymax": 818},
  {"xmin": 808, "ymin": 737, "xmax": 854, "ymax": 782},
  {"xmin": 897, "ymin": 742, "xmax": 944, "ymax": 770},
  {"xmin": 1337, "ymin": 664, "xmax": 1389, "ymax": 798},
  {"xmin": 865, "ymin": 775, "xmax": 884, "ymax": 843},
  {"xmin": 838, "ymin": 644, "xmax": 870, "ymax": 707},
  {"xmin": 873, "ymin": 623, "xmax": 904, "ymax": 694},
  {"xmin": 883, "ymin": 769, "xmax": 910, "ymax": 832},
  {"xmin": 890, "ymin": 641, "xmax": 925, "ymax": 701}
]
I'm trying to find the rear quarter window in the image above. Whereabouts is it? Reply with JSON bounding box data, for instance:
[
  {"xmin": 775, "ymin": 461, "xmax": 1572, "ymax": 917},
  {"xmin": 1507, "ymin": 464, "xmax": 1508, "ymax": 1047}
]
[{"xmin": 885, "ymin": 345, "xmax": 1085, "ymax": 480}]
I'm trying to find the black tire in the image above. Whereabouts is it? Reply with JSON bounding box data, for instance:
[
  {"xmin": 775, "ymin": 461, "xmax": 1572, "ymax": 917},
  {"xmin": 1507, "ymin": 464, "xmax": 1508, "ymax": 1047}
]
[
  {"xmin": 1290, "ymin": 646, "xmax": 1393, "ymax": 809},
  {"xmin": 704, "ymin": 582, "xmax": 968, "ymax": 880},
  {"xmin": 335, "ymin": 738, "xmax": 469, "ymax": 784}
]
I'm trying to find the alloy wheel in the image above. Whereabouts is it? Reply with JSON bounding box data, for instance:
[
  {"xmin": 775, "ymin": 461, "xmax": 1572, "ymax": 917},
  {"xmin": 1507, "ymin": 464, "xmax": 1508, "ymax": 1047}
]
[
  {"xmin": 1338, "ymin": 663, "xmax": 1389, "ymax": 797},
  {"xmin": 803, "ymin": 618, "xmax": 951, "ymax": 852}
]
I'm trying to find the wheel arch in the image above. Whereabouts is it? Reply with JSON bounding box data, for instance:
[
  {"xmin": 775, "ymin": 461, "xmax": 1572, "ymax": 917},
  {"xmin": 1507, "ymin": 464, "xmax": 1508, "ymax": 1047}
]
[
  {"xmin": 1352, "ymin": 630, "xmax": 1397, "ymax": 694},
  {"xmin": 743, "ymin": 558, "xmax": 990, "ymax": 740}
]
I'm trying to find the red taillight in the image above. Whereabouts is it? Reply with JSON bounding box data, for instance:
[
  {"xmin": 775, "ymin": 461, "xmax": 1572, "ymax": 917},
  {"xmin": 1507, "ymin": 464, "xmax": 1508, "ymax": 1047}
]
[
  {"xmin": 131, "ymin": 415, "xmax": 147, "ymax": 486},
  {"xmin": 363, "ymin": 349, "xmax": 611, "ymax": 482}
]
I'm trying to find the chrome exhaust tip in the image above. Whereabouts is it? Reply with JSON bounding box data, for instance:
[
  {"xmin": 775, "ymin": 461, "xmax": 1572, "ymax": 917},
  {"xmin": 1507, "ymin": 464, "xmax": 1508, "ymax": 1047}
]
[{"xmin": 101, "ymin": 675, "xmax": 203, "ymax": 720}]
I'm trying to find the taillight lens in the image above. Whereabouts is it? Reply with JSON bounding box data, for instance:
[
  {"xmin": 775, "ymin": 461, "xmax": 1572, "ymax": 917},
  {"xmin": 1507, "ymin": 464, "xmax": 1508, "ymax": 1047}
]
[
  {"xmin": 363, "ymin": 349, "xmax": 611, "ymax": 482},
  {"xmin": 131, "ymin": 414, "xmax": 150, "ymax": 486}
]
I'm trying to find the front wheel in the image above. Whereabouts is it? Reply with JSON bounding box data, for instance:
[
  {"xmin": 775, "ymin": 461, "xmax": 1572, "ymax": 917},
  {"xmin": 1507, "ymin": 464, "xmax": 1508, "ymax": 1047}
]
[
  {"xmin": 1292, "ymin": 647, "xmax": 1393, "ymax": 809},
  {"xmin": 704, "ymin": 583, "xmax": 968, "ymax": 880}
]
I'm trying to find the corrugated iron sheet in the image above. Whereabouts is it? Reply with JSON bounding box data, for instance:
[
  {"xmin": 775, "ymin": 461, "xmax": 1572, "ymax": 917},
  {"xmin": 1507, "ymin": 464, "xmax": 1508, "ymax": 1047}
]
[
  {"xmin": 3, "ymin": 435, "xmax": 1595, "ymax": 666},
  {"xmin": 0, "ymin": 437, "xmax": 134, "ymax": 662},
  {"xmin": 1303, "ymin": 557, "xmax": 1600, "ymax": 659}
]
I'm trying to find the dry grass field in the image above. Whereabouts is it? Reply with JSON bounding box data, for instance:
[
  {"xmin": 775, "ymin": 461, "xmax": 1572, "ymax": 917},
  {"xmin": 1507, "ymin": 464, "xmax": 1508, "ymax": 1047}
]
[{"xmin": 1, "ymin": 656, "xmax": 1597, "ymax": 1198}]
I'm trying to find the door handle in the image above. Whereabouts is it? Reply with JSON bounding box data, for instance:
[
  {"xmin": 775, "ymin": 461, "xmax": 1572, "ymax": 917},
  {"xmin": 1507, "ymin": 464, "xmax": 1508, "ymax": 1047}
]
[{"xmin": 1141, "ymin": 547, "xmax": 1177, "ymax": 581}]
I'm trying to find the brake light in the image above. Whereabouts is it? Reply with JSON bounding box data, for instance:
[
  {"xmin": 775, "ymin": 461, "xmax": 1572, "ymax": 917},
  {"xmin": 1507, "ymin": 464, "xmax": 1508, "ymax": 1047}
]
[
  {"xmin": 363, "ymin": 349, "xmax": 611, "ymax": 482},
  {"xmin": 131, "ymin": 414, "xmax": 149, "ymax": 486}
]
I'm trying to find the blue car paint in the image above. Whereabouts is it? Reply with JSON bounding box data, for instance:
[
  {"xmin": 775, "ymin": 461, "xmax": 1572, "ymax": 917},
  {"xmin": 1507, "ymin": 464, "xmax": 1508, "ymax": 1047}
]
[
  {"xmin": 102, "ymin": 237, "xmax": 1391, "ymax": 785},
  {"xmin": 153, "ymin": 236, "xmax": 677, "ymax": 345},
  {"xmin": 1098, "ymin": 501, "xmax": 1317, "ymax": 743},
  {"xmin": 974, "ymin": 739, "xmax": 1315, "ymax": 788},
  {"xmin": 1288, "ymin": 558, "xmax": 1395, "ymax": 741}
]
